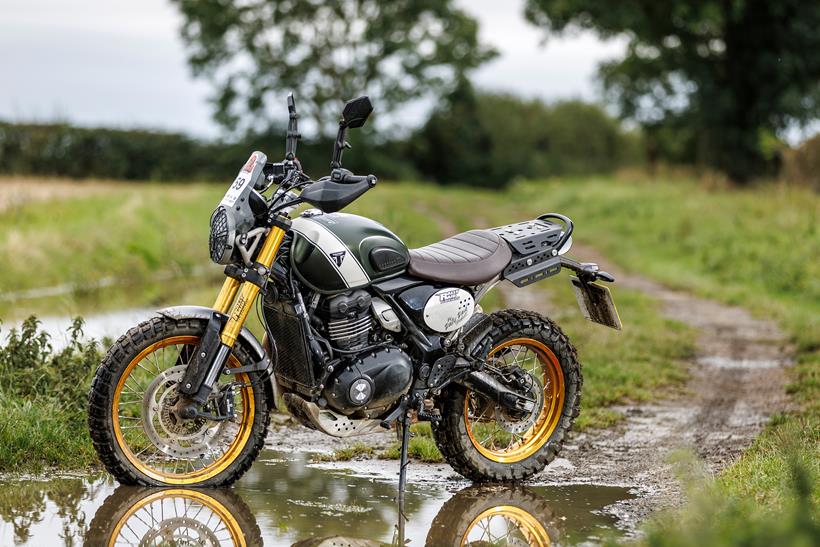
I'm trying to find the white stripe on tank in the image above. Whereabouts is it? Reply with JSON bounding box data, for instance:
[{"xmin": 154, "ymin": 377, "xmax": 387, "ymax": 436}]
[{"xmin": 291, "ymin": 216, "xmax": 370, "ymax": 288}]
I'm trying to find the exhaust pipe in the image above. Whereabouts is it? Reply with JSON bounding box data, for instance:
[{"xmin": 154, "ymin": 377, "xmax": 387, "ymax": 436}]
[{"xmin": 458, "ymin": 371, "xmax": 535, "ymax": 413}]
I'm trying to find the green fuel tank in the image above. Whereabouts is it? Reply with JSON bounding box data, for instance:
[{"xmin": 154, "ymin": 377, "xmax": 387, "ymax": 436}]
[{"xmin": 289, "ymin": 211, "xmax": 410, "ymax": 294}]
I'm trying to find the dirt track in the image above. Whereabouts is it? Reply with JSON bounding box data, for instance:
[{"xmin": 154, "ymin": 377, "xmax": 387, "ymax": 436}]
[{"xmin": 498, "ymin": 241, "xmax": 793, "ymax": 527}]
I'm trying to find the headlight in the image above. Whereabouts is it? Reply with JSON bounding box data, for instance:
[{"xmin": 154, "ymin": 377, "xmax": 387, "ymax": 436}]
[{"xmin": 209, "ymin": 206, "xmax": 236, "ymax": 264}]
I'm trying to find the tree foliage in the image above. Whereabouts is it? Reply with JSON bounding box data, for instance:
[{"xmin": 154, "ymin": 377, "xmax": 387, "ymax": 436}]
[
  {"xmin": 170, "ymin": 0, "xmax": 496, "ymax": 135},
  {"xmin": 414, "ymin": 85, "xmax": 640, "ymax": 187},
  {"xmin": 783, "ymin": 134, "xmax": 820, "ymax": 191},
  {"xmin": 525, "ymin": 0, "xmax": 820, "ymax": 182},
  {"xmin": 1, "ymin": 99, "xmax": 641, "ymax": 185}
]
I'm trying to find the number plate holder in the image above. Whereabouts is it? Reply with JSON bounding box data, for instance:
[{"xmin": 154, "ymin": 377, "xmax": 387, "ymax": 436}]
[{"xmin": 570, "ymin": 276, "xmax": 622, "ymax": 330}]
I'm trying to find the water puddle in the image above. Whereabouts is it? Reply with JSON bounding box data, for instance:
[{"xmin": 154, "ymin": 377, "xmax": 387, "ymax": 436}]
[
  {"xmin": 697, "ymin": 355, "xmax": 783, "ymax": 370},
  {"xmin": 15, "ymin": 308, "xmax": 157, "ymax": 350},
  {"xmin": 0, "ymin": 451, "xmax": 633, "ymax": 545}
]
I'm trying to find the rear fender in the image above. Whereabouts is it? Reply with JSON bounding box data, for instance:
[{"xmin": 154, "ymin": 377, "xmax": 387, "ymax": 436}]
[{"xmin": 157, "ymin": 305, "xmax": 282, "ymax": 411}]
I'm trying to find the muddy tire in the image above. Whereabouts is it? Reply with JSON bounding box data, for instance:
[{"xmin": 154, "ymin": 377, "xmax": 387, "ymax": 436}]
[
  {"xmin": 87, "ymin": 316, "xmax": 269, "ymax": 487},
  {"xmin": 86, "ymin": 486, "xmax": 262, "ymax": 546},
  {"xmin": 426, "ymin": 484, "xmax": 560, "ymax": 545},
  {"xmin": 432, "ymin": 309, "xmax": 581, "ymax": 482}
]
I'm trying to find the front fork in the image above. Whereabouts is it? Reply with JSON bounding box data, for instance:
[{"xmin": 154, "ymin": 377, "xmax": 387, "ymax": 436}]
[{"xmin": 176, "ymin": 225, "xmax": 287, "ymax": 409}]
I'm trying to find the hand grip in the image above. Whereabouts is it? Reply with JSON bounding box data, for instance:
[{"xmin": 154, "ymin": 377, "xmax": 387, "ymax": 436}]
[{"xmin": 330, "ymin": 168, "xmax": 377, "ymax": 186}]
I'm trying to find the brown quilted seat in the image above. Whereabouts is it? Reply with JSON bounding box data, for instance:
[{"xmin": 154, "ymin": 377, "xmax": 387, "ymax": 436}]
[{"xmin": 407, "ymin": 230, "xmax": 512, "ymax": 285}]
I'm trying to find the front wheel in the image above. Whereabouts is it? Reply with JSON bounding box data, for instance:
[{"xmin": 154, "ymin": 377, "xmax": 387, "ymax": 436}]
[
  {"xmin": 433, "ymin": 310, "xmax": 582, "ymax": 481},
  {"xmin": 88, "ymin": 316, "xmax": 269, "ymax": 487}
]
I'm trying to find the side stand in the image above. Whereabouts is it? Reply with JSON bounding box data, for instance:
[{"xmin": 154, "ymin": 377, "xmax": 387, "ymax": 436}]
[{"xmin": 395, "ymin": 411, "xmax": 411, "ymax": 545}]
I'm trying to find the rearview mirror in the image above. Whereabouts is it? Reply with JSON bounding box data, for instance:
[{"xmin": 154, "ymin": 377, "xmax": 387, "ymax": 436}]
[{"xmin": 341, "ymin": 96, "xmax": 373, "ymax": 129}]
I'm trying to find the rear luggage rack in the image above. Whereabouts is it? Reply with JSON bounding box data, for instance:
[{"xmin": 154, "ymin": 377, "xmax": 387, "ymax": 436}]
[
  {"xmin": 491, "ymin": 214, "xmax": 573, "ymax": 287},
  {"xmin": 491, "ymin": 214, "xmax": 571, "ymax": 255},
  {"xmin": 491, "ymin": 214, "xmax": 615, "ymax": 287}
]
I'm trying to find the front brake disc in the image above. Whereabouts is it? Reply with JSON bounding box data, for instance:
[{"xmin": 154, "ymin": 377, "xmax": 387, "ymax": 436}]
[{"xmin": 141, "ymin": 365, "xmax": 224, "ymax": 460}]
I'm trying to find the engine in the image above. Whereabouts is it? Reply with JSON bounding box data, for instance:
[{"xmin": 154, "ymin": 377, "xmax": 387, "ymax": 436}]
[
  {"xmin": 321, "ymin": 290, "xmax": 373, "ymax": 350},
  {"xmin": 315, "ymin": 290, "xmax": 413, "ymax": 417}
]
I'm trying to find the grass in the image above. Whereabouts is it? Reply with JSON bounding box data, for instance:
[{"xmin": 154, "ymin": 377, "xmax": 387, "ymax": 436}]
[
  {"xmin": 0, "ymin": 180, "xmax": 225, "ymax": 319},
  {"xmin": 0, "ymin": 317, "xmax": 101, "ymax": 472},
  {"xmin": 627, "ymin": 452, "xmax": 819, "ymax": 547},
  {"xmin": 0, "ymin": 397, "xmax": 96, "ymax": 471},
  {"xmin": 515, "ymin": 175, "xmax": 818, "ymax": 353},
  {"xmin": 311, "ymin": 442, "xmax": 375, "ymax": 462},
  {"xmin": 379, "ymin": 423, "xmax": 443, "ymax": 463}
]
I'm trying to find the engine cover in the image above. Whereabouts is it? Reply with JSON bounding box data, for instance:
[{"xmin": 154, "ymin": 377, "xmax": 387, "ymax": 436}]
[
  {"xmin": 323, "ymin": 347, "xmax": 412, "ymax": 416},
  {"xmin": 423, "ymin": 288, "xmax": 475, "ymax": 333}
]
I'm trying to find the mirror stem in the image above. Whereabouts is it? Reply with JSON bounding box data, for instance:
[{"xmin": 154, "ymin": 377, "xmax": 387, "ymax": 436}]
[{"xmin": 331, "ymin": 122, "xmax": 347, "ymax": 169}]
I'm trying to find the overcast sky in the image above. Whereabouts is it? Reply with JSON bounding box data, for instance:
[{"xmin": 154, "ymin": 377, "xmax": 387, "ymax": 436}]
[{"xmin": 0, "ymin": 0, "xmax": 626, "ymax": 137}]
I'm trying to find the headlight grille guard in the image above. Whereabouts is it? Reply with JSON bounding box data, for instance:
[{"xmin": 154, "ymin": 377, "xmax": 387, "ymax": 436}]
[{"xmin": 209, "ymin": 206, "xmax": 235, "ymax": 264}]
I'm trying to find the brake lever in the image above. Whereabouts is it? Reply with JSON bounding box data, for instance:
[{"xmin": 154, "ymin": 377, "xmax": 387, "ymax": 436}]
[{"xmin": 596, "ymin": 270, "xmax": 615, "ymax": 283}]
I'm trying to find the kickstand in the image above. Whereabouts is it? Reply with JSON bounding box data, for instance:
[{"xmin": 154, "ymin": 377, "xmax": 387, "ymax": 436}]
[{"xmin": 395, "ymin": 411, "xmax": 411, "ymax": 545}]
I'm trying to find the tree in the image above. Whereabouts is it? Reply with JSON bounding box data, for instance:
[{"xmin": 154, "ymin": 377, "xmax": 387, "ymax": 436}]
[
  {"xmin": 525, "ymin": 0, "xmax": 820, "ymax": 182},
  {"xmin": 170, "ymin": 0, "xmax": 495, "ymax": 136},
  {"xmin": 414, "ymin": 83, "xmax": 634, "ymax": 186}
]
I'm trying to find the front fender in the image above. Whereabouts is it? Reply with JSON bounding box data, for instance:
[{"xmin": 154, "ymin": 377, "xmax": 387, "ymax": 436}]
[{"xmin": 157, "ymin": 305, "xmax": 281, "ymax": 411}]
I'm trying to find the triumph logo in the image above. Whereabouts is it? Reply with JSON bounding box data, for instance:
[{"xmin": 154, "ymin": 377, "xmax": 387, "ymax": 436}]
[
  {"xmin": 349, "ymin": 379, "xmax": 371, "ymax": 404},
  {"xmin": 329, "ymin": 250, "xmax": 346, "ymax": 267},
  {"xmin": 438, "ymin": 289, "xmax": 460, "ymax": 303}
]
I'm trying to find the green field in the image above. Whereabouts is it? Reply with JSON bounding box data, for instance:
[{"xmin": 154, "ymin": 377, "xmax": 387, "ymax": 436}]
[{"xmin": 0, "ymin": 175, "xmax": 816, "ymax": 526}]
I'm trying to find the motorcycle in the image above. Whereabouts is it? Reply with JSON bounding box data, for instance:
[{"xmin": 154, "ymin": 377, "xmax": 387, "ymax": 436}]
[{"xmin": 88, "ymin": 94, "xmax": 621, "ymax": 492}]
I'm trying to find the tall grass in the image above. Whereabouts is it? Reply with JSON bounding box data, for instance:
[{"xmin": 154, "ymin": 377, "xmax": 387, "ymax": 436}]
[
  {"xmin": 630, "ymin": 455, "xmax": 819, "ymax": 547},
  {"xmin": 0, "ymin": 318, "xmax": 101, "ymax": 471}
]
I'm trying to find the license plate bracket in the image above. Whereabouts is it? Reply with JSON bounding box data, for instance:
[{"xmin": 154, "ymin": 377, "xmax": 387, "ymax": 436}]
[{"xmin": 570, "ymin": 276, "xmax": 622, "ymax": 330}]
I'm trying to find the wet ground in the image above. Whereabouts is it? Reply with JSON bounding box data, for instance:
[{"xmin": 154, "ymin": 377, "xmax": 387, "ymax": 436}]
[{"xmin": 0, "ymin": 450, "xmax": 633, "ymax": 546}]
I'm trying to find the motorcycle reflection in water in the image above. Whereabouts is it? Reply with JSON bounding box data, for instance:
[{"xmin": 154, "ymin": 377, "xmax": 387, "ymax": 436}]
[{"xmin": 87, "ymin": 484, "xmax": 558, "ymax": 546}]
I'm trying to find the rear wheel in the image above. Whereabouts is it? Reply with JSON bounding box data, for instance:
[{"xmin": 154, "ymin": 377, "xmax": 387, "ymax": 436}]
[
  {"xmin": 426, "ymin": 485, "xmax": 559, "ymax": 546},
  {"xmin": 433, "ymin": 310, "xmax": 581, "ymax": 481},
  {"xmin": 88, "ymin": 316, "xmax": 269, "ymax": 487}
]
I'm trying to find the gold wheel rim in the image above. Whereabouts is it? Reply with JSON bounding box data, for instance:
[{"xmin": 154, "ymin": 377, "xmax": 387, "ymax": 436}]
[
  {"xmin": 461, "ymin": 504, "xmax": 551, "ymax": 546},
  {"xmin": 107, "ymin": 489, "xmax": 246, "ymax": 547},
  {"xmin": 465, "ymin": 338, "xmax": 565, "ymax": 463},
  {"xmin": 112, "ymin": 336, "xmax": 255, "ymax": 484}
]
